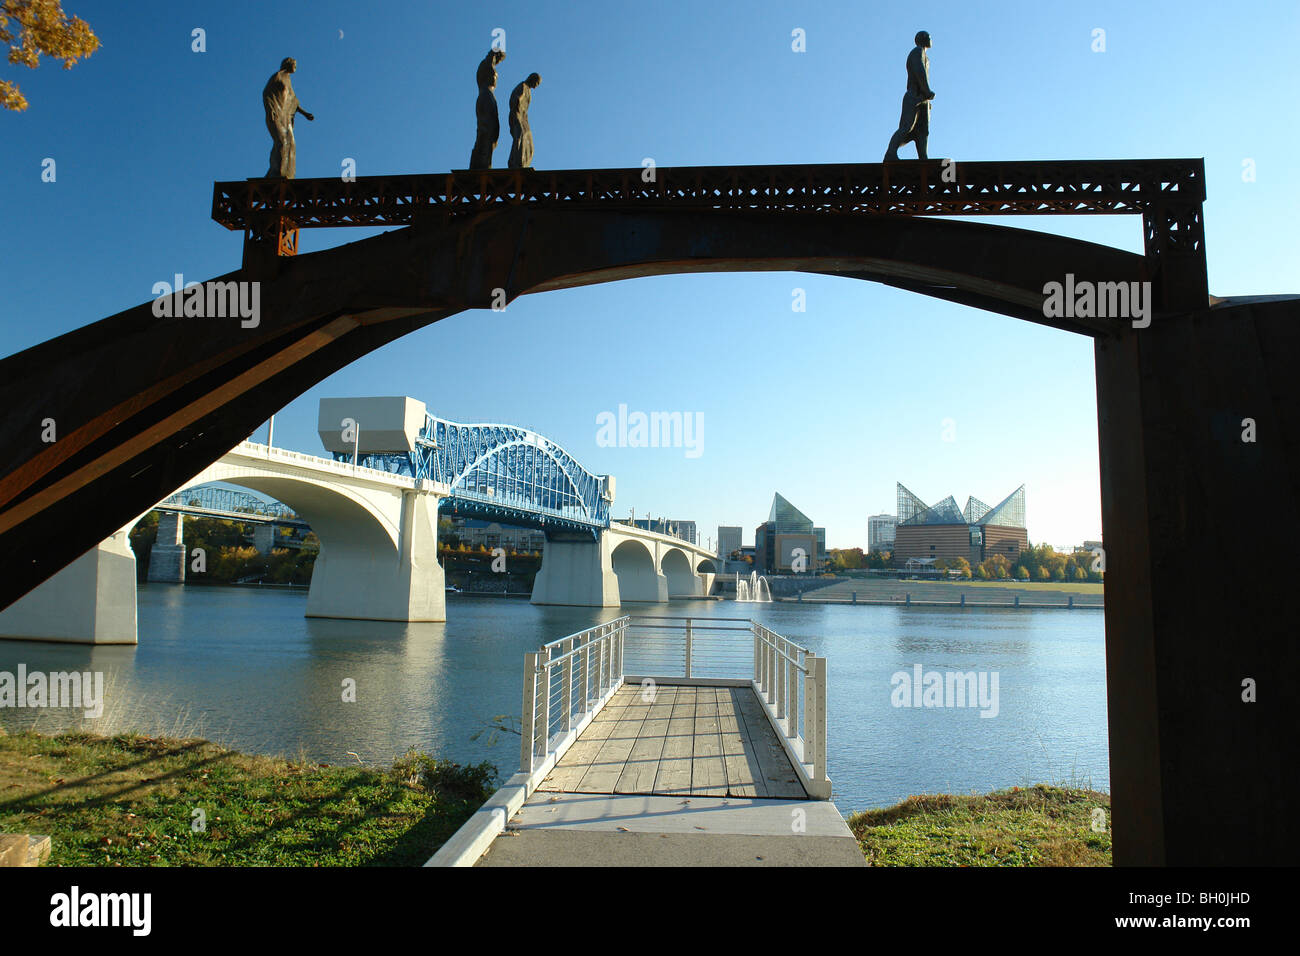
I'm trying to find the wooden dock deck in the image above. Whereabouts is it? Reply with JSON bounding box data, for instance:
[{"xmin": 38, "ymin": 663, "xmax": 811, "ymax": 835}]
[
  {"xmin": 536, "ymin": 684, "xmax": 805, "ymax": 799},
  {"xmin": 429, "ymin": 617, "xmax": 861, "ymax": 866}
]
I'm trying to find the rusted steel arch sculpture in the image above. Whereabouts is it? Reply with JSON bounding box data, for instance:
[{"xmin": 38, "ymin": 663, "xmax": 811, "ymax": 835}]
[{"xmin": 0, "ymin": 206, "xmax": 1142, "ymax": 608}]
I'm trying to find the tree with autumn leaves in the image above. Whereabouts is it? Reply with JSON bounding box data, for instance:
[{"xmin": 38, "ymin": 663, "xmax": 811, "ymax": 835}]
[{"xmin": 1, "ymin": 0, "xmax": 98, "ymax": 111}]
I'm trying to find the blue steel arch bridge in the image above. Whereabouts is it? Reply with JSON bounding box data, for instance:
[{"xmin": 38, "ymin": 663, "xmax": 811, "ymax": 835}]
[
  {"xmin": 155, "ymin": 486, "xmax": 309, "ymax": 528},
  {"xmin": 330, "ymin": 415, "xmax": 614, "ymax": 536}
]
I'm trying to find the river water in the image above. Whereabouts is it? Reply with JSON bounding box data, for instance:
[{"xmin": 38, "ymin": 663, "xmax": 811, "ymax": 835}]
[{"xmin": 0, "ymin": 584, "xmax": 1109, "ymax": 814}]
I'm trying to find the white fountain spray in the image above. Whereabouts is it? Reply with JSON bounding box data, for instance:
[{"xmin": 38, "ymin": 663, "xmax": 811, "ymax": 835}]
[{"xmin": 735, "ymin": 570, "xmax": 772, "ymax": 603}]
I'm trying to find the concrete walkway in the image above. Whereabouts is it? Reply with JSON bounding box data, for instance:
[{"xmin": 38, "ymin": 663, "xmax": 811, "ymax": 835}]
[{"xmin": 476, "ymin": 792, "xmax": 864, "ymax": 867}]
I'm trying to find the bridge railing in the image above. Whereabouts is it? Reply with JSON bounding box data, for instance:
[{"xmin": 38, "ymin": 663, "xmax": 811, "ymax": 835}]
[
  {"xmin": 520, "ymin": 616, "xmax": 628, "ymax": 776},
  {"xmin": 519, "ymin": 615, "xmax": 828, "ymax": 796}
]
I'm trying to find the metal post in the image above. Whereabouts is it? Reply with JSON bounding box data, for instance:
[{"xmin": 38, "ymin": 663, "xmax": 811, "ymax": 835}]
[
  {"xmin": 776, "ymin": 638, "xmax": 786, "ymax": 720},
  {"xmin": 597, "ymin": 631, "xmax": 606, "ymax": 697},
  {"xmin": 811, "ymin": 655, "xmax": 828, "ymax": 785},
  {"xmin": 520, "ymin": 652, "xmax": 538, "ymax": 774},
  {"xmin": 768, "ymin": 640, "xmax": 778, "ymax": 705},
  {"xmin": 616, "ymin": 618, "xmax": 625, "ymax": 680},
  {"xmin": 803, "ymin": 654, "xmax": 817, "ymax": 766},
  {"xmin": 684, "ymin": 618, "xmax": 693, "ymax": 679},
  {"xmin": 788, "ymin": 653, "xmax": 799, "ymax": 738},
  {"xmin": 539, "ymin": 646, "xmax": 552, "ymax": 759},
  {"xmin": 561, "ymin": 637, "xmax": 573, "ymax": 732},
  {"xmin": 582, "ymin": 634, "xmax": 591, "ymax": 708}
]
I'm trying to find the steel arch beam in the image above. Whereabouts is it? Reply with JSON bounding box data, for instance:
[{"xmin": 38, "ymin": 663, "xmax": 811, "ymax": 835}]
[{"xmin": 0, "ymin": 206, "xmax": 1142, "ymax": 607}]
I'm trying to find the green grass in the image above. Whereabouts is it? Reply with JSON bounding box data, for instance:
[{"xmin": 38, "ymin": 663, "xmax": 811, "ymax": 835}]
[
  {"xmin": 960, "ymin": 580, "xmax": 1103, "ymax": 594},
  {"xmin": 0, "ymin": 730, "xmax": 497, "ymax": 866},
  {"xmin": 847, "ymin": 785, "xmax": 1112, "ymax": 866}
]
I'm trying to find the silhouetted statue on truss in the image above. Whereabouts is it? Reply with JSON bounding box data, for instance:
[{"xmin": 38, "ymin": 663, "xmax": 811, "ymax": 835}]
[
  {"xmin": 469, "ymin": 49, "xmax": 507, "ymax": 169},
  {"xmin": 507, "ymin": 73, "xmax": 542, "ymax": 170},
  {"xmin": 884, "ymin": 32, "xmax": 934, "ymax": 161},
  {"xmin": 263, "ymin": 57, "xmax": 314, "ymax": 179}
]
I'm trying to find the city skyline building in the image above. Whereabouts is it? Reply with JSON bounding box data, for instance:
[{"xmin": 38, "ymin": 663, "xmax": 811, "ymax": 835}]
[
  {"xmin": 717, "ymin": 525, "xmax": 742, "ymax": 559},
  {"xmin": 868, "ymin": 513, "xmax": 897, "ymax": 553},
  {"xmin": 754, "ymin": 493, "xmax": 825, "ymax": 573},
  {"xmin": 892, "ymin": 482, "xmax": 1029, "ymax": 567}
]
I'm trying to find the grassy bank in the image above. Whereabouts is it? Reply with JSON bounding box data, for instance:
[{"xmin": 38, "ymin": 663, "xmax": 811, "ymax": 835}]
[
  {"xmin": 0, "ymin": 730, "xmax": 497, "ymax": 866},
  {"xmin": 848, "ymin": 785, "xmax": 1111, "ymax": 866},
  {"xmin": 960, "ymin": 580, "xmax": 1103, "ymax": 594}
]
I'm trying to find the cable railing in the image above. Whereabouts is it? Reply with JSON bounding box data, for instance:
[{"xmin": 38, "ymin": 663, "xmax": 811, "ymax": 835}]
[
  {"xmin": 518, "ymin": 614, "xmax": 829, "ymax": 796},
  {"xmin": 520, "ymin": 616, "xmax": 627, "ymax": 776}
]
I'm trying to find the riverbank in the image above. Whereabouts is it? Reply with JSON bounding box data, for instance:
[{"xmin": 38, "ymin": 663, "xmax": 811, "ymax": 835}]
[
  {"xmin": 783, "ymin": 577, "xmax": 1104, "ymax": 609},
  {"xmin": 0, "ymin": 729, "xmax": 495, "ymax": 865},
  {"xmin": 849, "ymin": 785, "xmax": 1112, "ymax": 865},
  {"xmin": 1, "ymin": 730, "xmax": 1110, "ymax": 866}
]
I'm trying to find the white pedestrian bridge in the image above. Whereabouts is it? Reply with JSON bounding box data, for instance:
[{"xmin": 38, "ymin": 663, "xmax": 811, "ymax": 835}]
[{"xmin": 0, "ymin": 441, "xmax": 718, "ymax": 644}]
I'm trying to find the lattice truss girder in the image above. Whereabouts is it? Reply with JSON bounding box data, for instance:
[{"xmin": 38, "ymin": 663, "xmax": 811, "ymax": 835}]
[
  {"xmin": 347, "ymin": 417, "xmax": 610, "ymax": 532},
  {"xmin": 158, "ymin": 485, "xmax": 298, "ymax": 520},
  {"xmin": 213, "ymin": 159, "xmax": 1206, "ymax": 243}
]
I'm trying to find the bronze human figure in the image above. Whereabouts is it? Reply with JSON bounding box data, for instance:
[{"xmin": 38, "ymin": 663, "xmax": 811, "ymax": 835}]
[
  {"xmin": 884, "ymin": 32, "xmax": 934, "ymax": 162},
  {"xmin": 469, "ymin": 49, "xmax": 506, "ymax": 169},
  {"xmin": 507, "ymin": 73, "xmax": 541, "ymax": 170},
  {"xmin": 263, "ymin": 57, "xmax": 314, "ymax": 178}
]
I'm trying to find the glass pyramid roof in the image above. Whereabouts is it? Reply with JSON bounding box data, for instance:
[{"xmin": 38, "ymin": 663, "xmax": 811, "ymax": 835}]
[
  {"xmin": 897, "ymin": 482, "xmax": 1026, "ymax": 529},
  {"xmin": 768, "ymin": 493, "xmax": 813, "ymax": 533},
  {"xmin": 982, "ymin": 485, "xmax": 1026, "ymax": 528}
]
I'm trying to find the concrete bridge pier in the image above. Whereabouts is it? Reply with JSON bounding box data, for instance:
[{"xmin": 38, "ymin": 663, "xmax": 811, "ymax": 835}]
[
  {"xmin": 147, "ymin": 511, "xmax": 186, "ymax": 583},
  {"xmin": 532, "ymin": 527, "xmax": 716, "ymax": 607},
  {"xmin": 306, "ymin": 486, "xmax": 445, "ymax": 622},
  {"xmin": 0, "ymin": 527, "xmax": 138, "ymax": 644},
  {"xmin": 530, "ymin": 533, "xmax": 620, "ymax": 607},
  {"xmin": 253, "ymin": 523, "xmax": 276, "ymax": 555}
]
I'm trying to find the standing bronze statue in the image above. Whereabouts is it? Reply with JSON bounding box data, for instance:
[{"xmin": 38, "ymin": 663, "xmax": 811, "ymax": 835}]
[
  {"xmin": 884, "ymin": 32, "xmax": 934, "ymax": 162},
  {"xmin": 507, "ymin": 73, "xmax": 541, "ymax": 170},
  {"xmin": 469, "ymin": 49, "xmax": 507, "ymax": 169},
  {"xmin": 263, "ymin": 57, "xmax": 314, "ymax": 179}
]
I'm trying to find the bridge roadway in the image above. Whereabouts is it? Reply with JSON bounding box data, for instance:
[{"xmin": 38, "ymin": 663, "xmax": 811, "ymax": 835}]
[{"xmin": 0, "ymin": 440, "xmax": 718, "ymax": 644}]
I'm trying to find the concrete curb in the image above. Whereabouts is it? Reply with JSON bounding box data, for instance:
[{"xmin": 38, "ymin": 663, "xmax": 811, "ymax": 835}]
[{"xmin": 424, "ymin": 677, "xmax": 625, "ymax": 867}]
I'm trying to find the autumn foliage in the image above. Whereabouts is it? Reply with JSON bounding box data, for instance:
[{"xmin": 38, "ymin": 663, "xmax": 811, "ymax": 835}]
[{"xmin": 1, "ymin": 0, "xmax": 99, "ymax": 111}]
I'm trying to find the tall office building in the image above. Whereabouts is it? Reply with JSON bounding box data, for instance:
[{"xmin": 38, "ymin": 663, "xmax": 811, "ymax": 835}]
[
  {"xmin": 626, "ymin": 517, "xmax": 698, "ymax": 544},
  {"xmin": 868, "ymin": 514, "xmax": 897, "ymax": 553},
  {"xmin": 717, "ymin": 526, "xmax": 742, "ymax": 560},
  {"xmin": 754, "ymin": 493, "xmax": 822, "ymax": 573}
]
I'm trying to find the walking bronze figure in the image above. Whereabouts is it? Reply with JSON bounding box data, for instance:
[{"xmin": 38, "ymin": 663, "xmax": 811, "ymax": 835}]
[
  {"xmin": 884, "ymin": 32, "xmax": 934, "ymax": 162},
  {"xmin": 469, "ymin": 49, "xmax": 507, "ymax": 169},
  {"xmin": 507, "ymin": 73, "xmax": 541, "ymax": 170},
  {"xmin": 263, "ymin": 57, "xmax": 314, "ymax": 179}
]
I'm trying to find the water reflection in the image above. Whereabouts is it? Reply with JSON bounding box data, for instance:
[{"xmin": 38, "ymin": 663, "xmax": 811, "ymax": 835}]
[{"xmin": 0, "ymin": 583, "xmax": 1108, "ymax": 812}]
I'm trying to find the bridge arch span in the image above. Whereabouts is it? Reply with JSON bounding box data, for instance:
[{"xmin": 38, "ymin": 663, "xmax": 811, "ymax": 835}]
[
  {"xmin": 153, "ymin": 445, "xmax": 444, "ymax": 621},
  {"xmin": 610, "ymin": 539, "xmax": 664, "ymax": 604},
  {"xmin": 154, "ymin": 475, "xmax": 397, "ymax": 556},
  {"xmin": 1, "ymin": 205, "xmax": 1144, "ymax": 604},
  {"xmin": 660, "ymin": 548, "xmax": 698, "ymax": 598}
]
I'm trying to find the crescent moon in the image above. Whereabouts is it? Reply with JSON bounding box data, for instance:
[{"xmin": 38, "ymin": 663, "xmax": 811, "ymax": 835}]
[{"xmin": 338, "ymin": 29, "xmax": 344, "ymax": 39}]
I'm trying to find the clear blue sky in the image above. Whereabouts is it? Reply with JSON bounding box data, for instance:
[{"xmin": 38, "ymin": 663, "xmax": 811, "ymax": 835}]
[{"xmin": 3, "ymin": 0, "xmax": 1297, "ymax": 550}]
